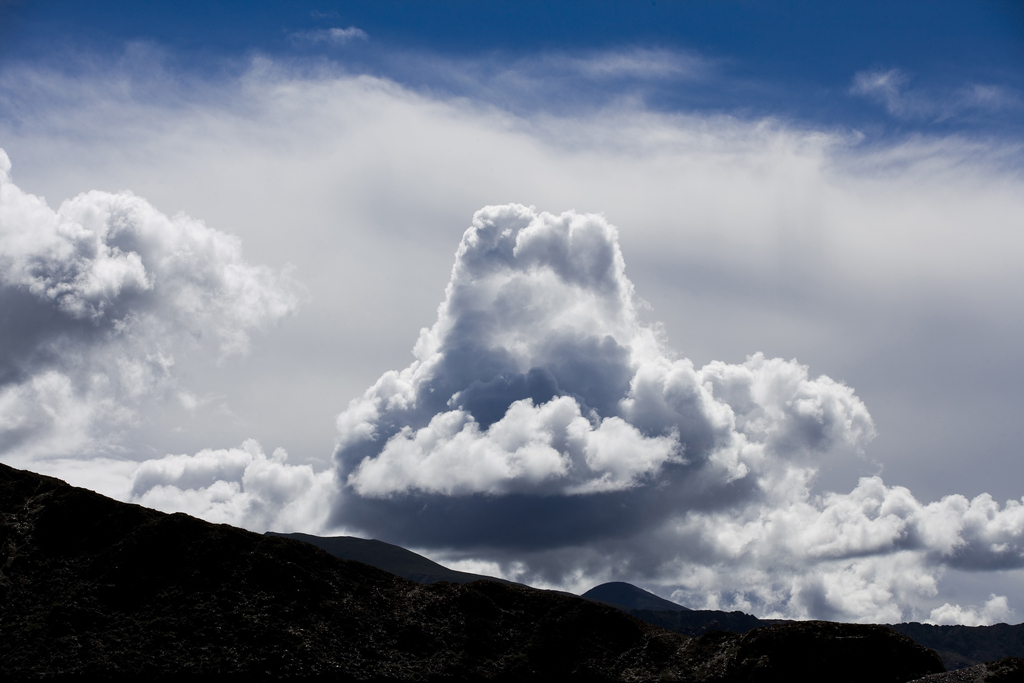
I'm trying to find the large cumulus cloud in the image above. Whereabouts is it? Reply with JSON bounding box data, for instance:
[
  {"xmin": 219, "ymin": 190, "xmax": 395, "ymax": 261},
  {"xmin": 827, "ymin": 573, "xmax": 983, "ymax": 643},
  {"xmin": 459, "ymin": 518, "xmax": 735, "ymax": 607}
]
[
  {"xmin": 0, "ymin": 149, "xmax": 300, "ymax": 464},
  {"xmin": 332, "ymin": 205, "xmax": 873, "ymax": 542},
  {"xmin": 331, "ymin": 204, "xmax": 1024, "ymax": 624}
]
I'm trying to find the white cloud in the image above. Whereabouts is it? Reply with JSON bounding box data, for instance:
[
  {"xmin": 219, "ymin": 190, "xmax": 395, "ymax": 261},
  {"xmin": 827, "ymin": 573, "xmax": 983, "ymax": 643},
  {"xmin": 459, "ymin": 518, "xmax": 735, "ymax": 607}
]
[
  {"xmin": 960, "ymin": 84, "xmax": 1019, "ymax": 111},
  {"xmin": 651, "ymin": 476, "xmax": 1024, "ymax": 622},
  {"xmin": 0, "ymin": 149, "xmax": 301, "ymax": 465},
  {"xmin": 0, "ymin": 370, "xmax": 121, "ymax": 464},
  {"xmin": 851, "ymin": 68, "xmax": 1023, "ymax": 121},
  {"xmin": 337, "ymin": 205, "xmax": 872, "ymax": 503},
  {"xmin": 291, "ymin": 27, "xmax": 368, "ymax": 45},
  {"xmin": 851, "ymin": 69, "xmax": 914, "ymax": 116},
  {"xmin": 928, "ymin": 594, "xmax": 1011, "ymax": 626},
  {"xmin": 130, "ymin": 439, "xmax": 339, "ymax": 532},
  {"xmin": 348, "ymin": 396, "xmax": 679, "ymax": 497},
  {"xmin": 560, "ymin": 48, "xmax": 711, "ymax": 80}
]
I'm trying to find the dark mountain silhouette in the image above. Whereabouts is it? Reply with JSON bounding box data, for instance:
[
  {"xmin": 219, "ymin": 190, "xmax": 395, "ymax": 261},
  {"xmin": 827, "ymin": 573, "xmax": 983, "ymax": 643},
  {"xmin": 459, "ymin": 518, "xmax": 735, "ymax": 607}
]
[
  {"xmin": 681, "ymin": 621, "xmax": 942, "ymax": 683},
  {"xmin": 278, "ymin": 533, "xmax": 1024, "ymax": 673},
  {"xmin": 266, "ymin": 531, "xmax": 520, "ymax": 586},
  {"xmin": 583, "ymin": 581, "xmax": 690, "ymax": 612},
  {"xmin": 596, "ymin": 607, "xmax": 1024, "ymax": 671},
  {"xmin": 0, "ymin": 462, "xmax": 946, "ymax": 681},
  {"xmin": 594, "ymin": 607, "xmax": 1024, "ymax": 670},
  {"xmin": 621, "ymin": 608, "xmax": 769, "ymax": 636},
  {"xmin": 889, "ymin": 622, "xmax": 1024, "ymax": 671},
  {"xmin": 273, "ymin": 532, "xmax": 770, "ymax": 640}
]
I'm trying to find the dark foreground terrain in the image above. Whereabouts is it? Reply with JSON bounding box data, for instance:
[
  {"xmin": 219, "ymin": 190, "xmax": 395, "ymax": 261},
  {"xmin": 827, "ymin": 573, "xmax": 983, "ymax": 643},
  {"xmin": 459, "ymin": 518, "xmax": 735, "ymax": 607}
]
[
  {"xmin": 909, "ymin": 658, "xmax": 1024, "ymax": 683},
  {"xmin": 271, "ymin": 530, "xmax": 1024, "ymax": 672},
  {"xmin": 889, "ymin": 623, "xmax": 1024, "ymax": 671},
  {"xmin": 1, "ymin": 463, "xmax": 947, "ymax": 681}
]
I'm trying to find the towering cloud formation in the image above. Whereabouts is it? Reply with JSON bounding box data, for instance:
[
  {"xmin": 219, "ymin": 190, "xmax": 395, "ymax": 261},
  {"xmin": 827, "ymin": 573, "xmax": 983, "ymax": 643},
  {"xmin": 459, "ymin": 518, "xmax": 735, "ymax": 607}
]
[
  {"xmin": 332, "ymin": 204, "xmax": 1024, "ymax": 623},
  {"xmin": 0, "ymin": 149, "xmax": 299, "ymax": 464},
  {"xmin": 332, "ymin": 205, "xmax": 873, "ymax": 542}
]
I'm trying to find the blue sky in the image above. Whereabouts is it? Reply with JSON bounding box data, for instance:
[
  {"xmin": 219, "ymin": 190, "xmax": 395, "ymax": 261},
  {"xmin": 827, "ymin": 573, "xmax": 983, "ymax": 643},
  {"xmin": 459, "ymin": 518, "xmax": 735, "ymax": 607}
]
[
  {"xmin": 3, "ymin": 0, "xmax": 1022, "ymax": 134},
  {"xmin": 1, "ymin": 1, "xmax": 1023, "ymax": 625}
]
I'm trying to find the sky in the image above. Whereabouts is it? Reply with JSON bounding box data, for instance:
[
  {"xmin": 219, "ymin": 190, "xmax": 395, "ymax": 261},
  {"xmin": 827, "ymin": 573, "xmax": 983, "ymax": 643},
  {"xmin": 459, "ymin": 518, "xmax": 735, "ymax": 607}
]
[{"xmin": 1, "ymin": 0, "xmax": 1023, "ymax": 625}]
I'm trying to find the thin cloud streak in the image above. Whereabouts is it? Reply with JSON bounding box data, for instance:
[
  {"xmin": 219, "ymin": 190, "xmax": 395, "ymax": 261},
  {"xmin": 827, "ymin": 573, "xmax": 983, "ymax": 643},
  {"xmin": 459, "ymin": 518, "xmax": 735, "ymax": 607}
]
[
  {"xmin": 290, "ymin": 27, "xmax": 369, "ymax": 46},
  {"xmin": 851, "ymin": 67, "xmax": 1023, "ymax": 122}
]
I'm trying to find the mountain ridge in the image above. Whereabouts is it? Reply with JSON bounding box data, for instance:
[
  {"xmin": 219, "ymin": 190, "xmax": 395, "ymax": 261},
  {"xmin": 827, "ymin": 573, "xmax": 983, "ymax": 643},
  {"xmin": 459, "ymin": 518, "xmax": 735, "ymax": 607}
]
[{"xmin": 265, "ymin": 531, "xmax": 522, "ymax": 587}]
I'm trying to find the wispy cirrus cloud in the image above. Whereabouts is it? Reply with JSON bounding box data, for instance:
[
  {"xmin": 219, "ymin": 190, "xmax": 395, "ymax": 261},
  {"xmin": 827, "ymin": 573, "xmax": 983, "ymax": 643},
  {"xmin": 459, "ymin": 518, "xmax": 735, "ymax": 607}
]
[
  {"xmin": 290, "ymin": 26, "xmax": 369, "ymax": 46},
  {"xmin": 851, "ymin": 67, "xmax": 1022, "ymax": 121},
  {"xmin": 556, "ymin": 48, "xmax": 713, "ymax": 81},
  {"xmin": 309, "ymin": 10, "xmax": 341, "ymax": 21}
]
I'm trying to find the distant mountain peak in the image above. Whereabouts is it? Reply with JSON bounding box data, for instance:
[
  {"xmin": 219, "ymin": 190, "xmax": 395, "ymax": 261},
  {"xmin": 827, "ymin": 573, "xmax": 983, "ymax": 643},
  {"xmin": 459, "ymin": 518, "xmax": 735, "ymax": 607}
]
[
  {"xmin": 583, "ymin": 581, "xmax": 690, "ymax": 612},
  {"xmin": 266, "ymin": 531, "xmax": 519, "ymax": 587}
]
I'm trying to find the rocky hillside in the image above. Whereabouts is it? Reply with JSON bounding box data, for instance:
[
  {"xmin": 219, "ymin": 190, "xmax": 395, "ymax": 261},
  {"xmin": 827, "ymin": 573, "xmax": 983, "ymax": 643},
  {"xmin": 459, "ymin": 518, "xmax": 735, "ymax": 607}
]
[{"xmin": 1, "ymin": 463, "xmax": 944, "ymax": 681}]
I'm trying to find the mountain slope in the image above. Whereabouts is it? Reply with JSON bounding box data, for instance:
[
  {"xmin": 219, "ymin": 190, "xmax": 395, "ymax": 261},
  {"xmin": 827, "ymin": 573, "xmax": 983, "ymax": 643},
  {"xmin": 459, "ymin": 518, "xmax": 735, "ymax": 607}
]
[
  {"xmin": 583, "ymin": 581, "xmax": 690, "ymax": 612},
  {"xmin": 266, "ymin": 531, "xmax": 517, "ymax": 586},
  {"xmin": 0, "ymin": 462, "xmax": 691, "ymax": 681},
  {"xmin": 0, "ymin": 462, "xmax": 944, "ymax": 681}
]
